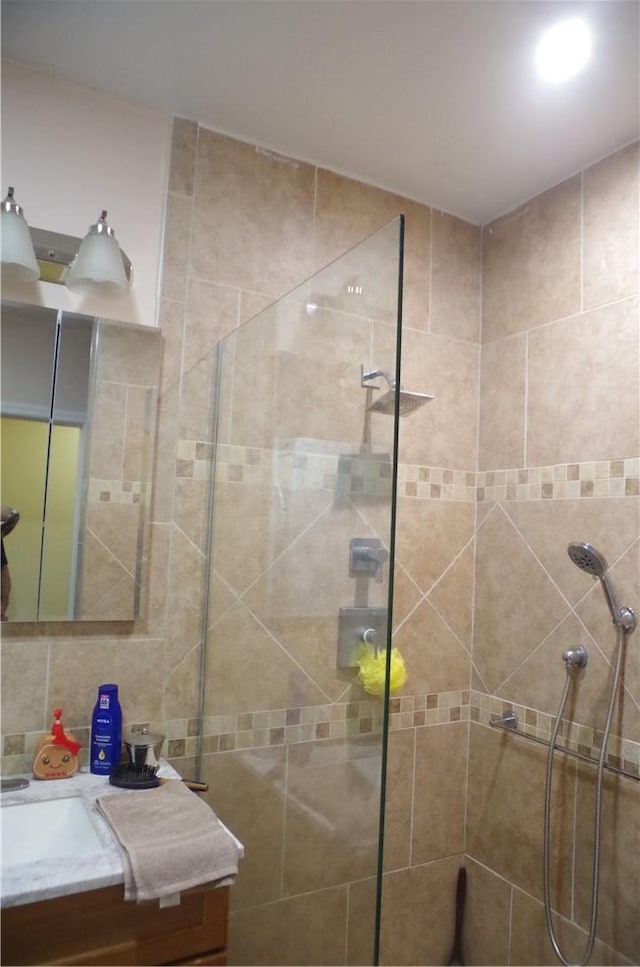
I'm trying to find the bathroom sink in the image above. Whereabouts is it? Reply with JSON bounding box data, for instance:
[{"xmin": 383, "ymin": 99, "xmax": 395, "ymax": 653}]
[{"xmin": 1, "ymin": 796, "xmax": 103, "ymax": 868}]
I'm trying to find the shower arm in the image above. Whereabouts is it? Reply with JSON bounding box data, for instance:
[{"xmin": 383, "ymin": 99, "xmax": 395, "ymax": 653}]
[{"xmin": 361, "ymin": 367, "xmax": 397, "ymax": 391}]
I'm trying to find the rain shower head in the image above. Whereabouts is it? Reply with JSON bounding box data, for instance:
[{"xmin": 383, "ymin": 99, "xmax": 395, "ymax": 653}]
[
  {"xmin": 567, "ymin": 541, "xmax": 636, "ymax": 632},
  {"xmin": 361, "ymin": 367, "xmax": 433, "ymax": 416}
]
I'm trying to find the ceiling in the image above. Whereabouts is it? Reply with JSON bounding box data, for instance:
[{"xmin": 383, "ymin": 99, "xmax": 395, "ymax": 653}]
[{"xmin": 2, "ymin": 0, "xmax": 638, "ymax": 224}]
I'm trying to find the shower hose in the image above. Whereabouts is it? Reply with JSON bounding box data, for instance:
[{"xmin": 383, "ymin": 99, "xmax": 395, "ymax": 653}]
[{"xmin": 543, "ymin": 624, "xmax": 627, "ymax": 966}]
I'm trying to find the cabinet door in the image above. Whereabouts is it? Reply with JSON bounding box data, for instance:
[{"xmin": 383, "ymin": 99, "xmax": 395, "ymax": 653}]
[
  {"xmin": 1, "ymin": 884, "xmax": 229, "ymax": 966},
  {"xmin": 168, "ymin": 951, "xmax": 227, "ymax": 966}
]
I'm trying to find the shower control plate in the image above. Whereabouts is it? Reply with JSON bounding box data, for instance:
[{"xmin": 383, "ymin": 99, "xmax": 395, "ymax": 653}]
[{"xmin": 337, "ymin": 607, "xmax": 388, "ymax": 668}]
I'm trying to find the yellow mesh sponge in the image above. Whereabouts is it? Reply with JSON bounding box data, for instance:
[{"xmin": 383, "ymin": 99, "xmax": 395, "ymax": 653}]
[{"xmin": 356, "ymin": 644, "xmax": 407, "ymax": 696}]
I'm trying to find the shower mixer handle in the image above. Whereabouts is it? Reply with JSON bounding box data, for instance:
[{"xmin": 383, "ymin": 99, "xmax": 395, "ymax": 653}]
[
  {"xmin": 349, "ymin": 538, "xmax": 389, "ymax": 583},
  {"xmin": 359, "ymin": 627, "xmax": 378, "ymax": 647}
]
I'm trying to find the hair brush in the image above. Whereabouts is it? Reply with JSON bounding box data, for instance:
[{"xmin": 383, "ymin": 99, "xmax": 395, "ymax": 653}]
[{"xmin": 109, "ymin": 762, "xmax": 208, "ymax": 792}]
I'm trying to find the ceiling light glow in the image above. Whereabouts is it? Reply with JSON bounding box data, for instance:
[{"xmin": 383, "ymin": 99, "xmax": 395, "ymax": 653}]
[{"xmin": 536, "ymin": 18, "xmax": 592, "ymax": 83}]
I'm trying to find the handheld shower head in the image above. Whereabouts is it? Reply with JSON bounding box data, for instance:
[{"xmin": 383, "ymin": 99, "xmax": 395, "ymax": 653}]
[
  {"xmin": 567, "ymin": 541, "xmax": 608, "ymax": 578},
  {"xmin": 567, "ymin": 542, "xmax": 636, "ymax": 632}
]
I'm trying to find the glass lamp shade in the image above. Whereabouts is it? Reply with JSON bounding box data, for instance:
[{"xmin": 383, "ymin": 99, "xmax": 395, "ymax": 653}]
[
  {"xmin": 1, "ymin": 205, "xmax": 40, "ymax": 282},
  {"xmin": 65, "ymin": 220, "xmax": 128, "ymax": 297}
]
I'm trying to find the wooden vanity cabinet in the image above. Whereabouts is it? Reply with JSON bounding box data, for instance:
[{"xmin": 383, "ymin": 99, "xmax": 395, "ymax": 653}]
[{"xmin": 1, "ymin": 882, "xmax": 230, "ymax": 966}]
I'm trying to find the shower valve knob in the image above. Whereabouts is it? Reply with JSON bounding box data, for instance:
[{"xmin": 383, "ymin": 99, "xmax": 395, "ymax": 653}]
[
  {"xmin": 562, "ymin": 644, "xmax": 588, "ymax": 669},
  {"xmin": 360, "ymin": 627, "xmax": 376, "ymax": 645}
]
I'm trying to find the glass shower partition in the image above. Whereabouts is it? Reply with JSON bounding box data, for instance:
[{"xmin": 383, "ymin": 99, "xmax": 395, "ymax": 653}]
[{"xmin": 200, "ymin": 217, "xmax": 405, "ymax": 966}]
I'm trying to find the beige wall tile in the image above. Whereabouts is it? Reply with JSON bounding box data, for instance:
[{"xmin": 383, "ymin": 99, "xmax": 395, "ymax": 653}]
[
  {"xmin": 584, "ymin": 141, "xmax": 640, "ymax": 310},
  {"xmin": 0, "ymin": 639, "xmax": 49, "ymax": 733},
  {"xmin": 168, "ymin": 117, "xmax": 197, "ymax": 197},
  {"xmin": 157, "ymin": 301, "xmax": 183, "ymax": 396},
  {"xmin": 91, "ymin": 382, "xmax": 126, "ymax": 479},
  {"xmin": 178, "ymin": 351, "xmax": 217, "ymax": 441},
  {"xmin": 87, "ymin": 502, "xmax": 140, "ymax": 572},
  {"xmin": 47, "ymin": 637, "xmax": 165, "ymax": 728},
  {"xmin": 427, "ymin": 540, "xmax": 475, "ymax": 649},
  {"xmin": 239, "ymin": 289, "xmax": 277, "ymax": 326},
  {"xmin": 201, "ymin": 746, "xmax": 286, "ymax": 911},
  {"xmin": 526, "ymin": 298, "xmax": 639, "ymax": 466},
  {"xmin": 495, "ymin": 613, "xmax": 625, "ymax": 727},
  {"xmin": 242, "ymin": 496, "xmax": 390, "ymax": 701},
  {"xmin": 510, "ymin": 885, "xmax": 630, "ymax": 966},
  {"xmin": 573, "ymin": 768, "xmax": 640, "ymax": 961},
  {"xmin": 505, "ymin": 497, "xmax": 639, "ymax": 609},
  {"xmin": 206, "ymin": 569, "xmax": 238, "ymax": 631},
  {"xmin": 218, "ymin": 298, "xmax": 379, "ymax": 452},
  {"xmin": 383, "ymin": 727, "xmax": 414, "ymax": 871},
  {"xmin": 474, "ymin": 506, "xmax": 570, "ymax": 693},
  {"xmin": 122, "ymin": 385, "xmax": 153, "ymax": 483},
  {"xmin": 346, "ymin": 877, "xmax": 377, "ymax": 966},
  {"xmin": 96, "ymin": 323, "xmax": 162, "ymax": 388},
  {"xmin": 77, "ymin": 529, "xmax": 135, "ymax": 619},
  {"xmin": 204, "ymin": 601, "xmax": 327, "ymax": 716},
  {"xmin": 393, "ymin": 599, "xmax": 471, "ymax": 697},
  {"xmin": 314, "ymin": 170, "xmax": 431, "ymax": 332},
  {"xmin": 228, "ymin": 884, "xmax": 348, "ymax": 966},
  {"xmin": 431, "ymin": 210, "xmax": 481, "ymax": 343},
  {"xmin": 479, "ymin": 334, "xmax": 526, "ymax": 470},
  {"xmin": 163, "ymin": 644, "xmax": 201, "ymax": 720},
  {"xmin": 160, "ymin": 191, "xmax": 192, "ymax": 302},
  {"xmin": 271, "ymin": 307, "xmax": 373, "ymax": 448},
  {"xmin": 149, "ymin": 387, "xmax": 178, "ymax": 524},
  {"xmin": 191, "ymin": 130, "xmax": 315, "ymax": 296},
  {"xmin": 464, "ymin": 857, "xmax": 511, "ymax": 966},
  {"xmin": 467, "ymin": 723, "xmax": 575, "ymax": 913},
  {"xmin": 165, "ymin": 527, "xmax": 206, "ymax": 663},
  {"xmin": 144, "ymin": 521, "xmax": 170, "ymax": 639},
  {"xmin": 412, "ymin": 723, "xmax": 467, "ymax": 863},
  {"xmin": 395, "ymin": 497, "xmax": 475, "ymax": 594},
  {"xmin": 173, "ymin": 477, "xmax": 211, "ymax": 554},
  {"xmin": 387, "ymin": 562, "xmax": 424, "ymax": 632},
  {"xmin": 282, "ymin": 736, "xmax": 381, "ymax": 895},
  {"xmin": 184, "ymin": 279, "xmax": 239, "ymax": 373},
  {"xmin": 482, "ymin": 176, "xmax": 581, "ymax": 342},
  {"xmin": 211, "ymin": 482, "xmax": 332, "ymax": 598},
  {"xmin": 379, "ymin": 855, "xmax": 464, "ymax": 966},
  {"xmin": 381, "ymin": 329, "xmax": 479, "ymax": 469}
]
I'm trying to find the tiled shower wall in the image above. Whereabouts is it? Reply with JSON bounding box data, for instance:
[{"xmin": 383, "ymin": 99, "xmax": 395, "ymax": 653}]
[
  {"xmin": 162, "ymin": 120, "xmax": 481, "ymax": 965},
  {"xmin": 465, "ymin": 142, "xmax": 640, "ymax": 966}
]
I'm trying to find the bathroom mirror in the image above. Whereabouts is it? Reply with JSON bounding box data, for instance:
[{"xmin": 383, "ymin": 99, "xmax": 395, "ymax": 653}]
[{"xmin": 1, "ymin": 301, "xmax": 162, "ymax": 621}]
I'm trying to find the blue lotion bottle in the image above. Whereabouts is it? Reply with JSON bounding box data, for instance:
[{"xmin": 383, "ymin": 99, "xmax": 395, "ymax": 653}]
[{"xmin": 90, "ymin": 683, "xmax": 122, "ymax": 775}]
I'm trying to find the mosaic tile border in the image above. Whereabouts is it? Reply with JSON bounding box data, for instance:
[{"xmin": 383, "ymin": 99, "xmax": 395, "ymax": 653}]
[
  {"xmin": 176, "ymin": 440, "xmax": 639, "ymax": 503},
  {"xmin": 476, "ymin": 457, "xmax": 640, "ymax": 502},
  {"xmin": 2, "ymin": 692, "xmax": 638, "ymax": 778},
  {"xmin": 470, "ymin": 690, "xmax": 640, "ymax": 779},
  {"xmin": 88, "ymin": 479, "xmax": 145, "ymax": 504}
]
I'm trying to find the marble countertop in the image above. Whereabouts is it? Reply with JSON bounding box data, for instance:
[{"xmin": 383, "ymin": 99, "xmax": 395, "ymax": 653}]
[{"xmin": 1, "ymin": 760, "xmax": 242, "ymax": 909}]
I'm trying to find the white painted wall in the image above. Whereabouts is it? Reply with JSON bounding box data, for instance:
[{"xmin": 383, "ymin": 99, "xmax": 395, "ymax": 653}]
[{"xmin": 1, "ymin": 60, "xmax": 171, "ymax": 327}]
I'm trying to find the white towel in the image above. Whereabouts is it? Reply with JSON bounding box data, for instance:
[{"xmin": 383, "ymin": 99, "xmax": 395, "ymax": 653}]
[{"xmin": 97, "ymin": 780, "xmax": 239, "ymax": 902}]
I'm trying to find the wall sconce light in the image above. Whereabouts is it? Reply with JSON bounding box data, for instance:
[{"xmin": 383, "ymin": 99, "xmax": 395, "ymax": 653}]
[
  {"xmin": 1, "ymin": 187, "xmax": 40, "ymax": 282},
  {"xmin": 65, "ymin": 211, "xmax": 129, "ymax": 296},
  {"xmin": 1, "ymin": 187, "xmax": 132, "ymax": 296}
]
